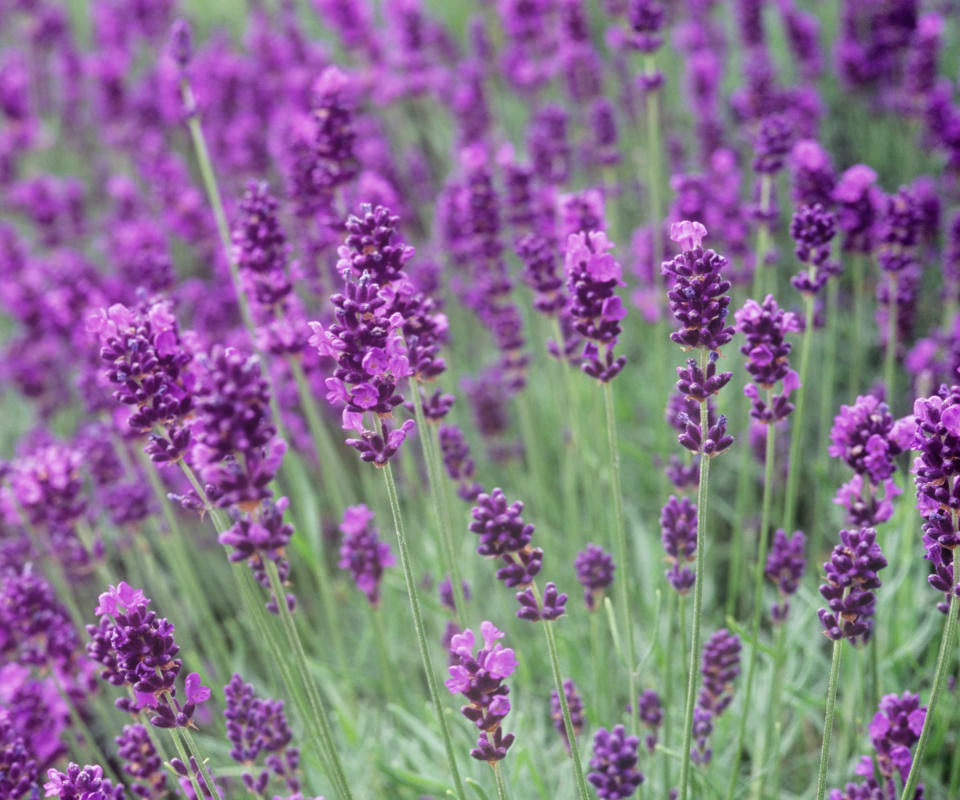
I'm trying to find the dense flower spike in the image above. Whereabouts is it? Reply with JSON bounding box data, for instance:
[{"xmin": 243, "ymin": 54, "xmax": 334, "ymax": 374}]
[
  {"xmin": 115, "ymin": 724, "xmax": 166, "ymax": 799},
  {"xmin": 829, "ymin": 394, "xmax": 915, "ymax": 525},
  {"xmin": 637, "ymin": 690, "xmax": 663, "ymax": 753},
  {"xmin": 337, "ymin": 505, "xmax": 394, "ymax": 606},
  {"xmin": 574, "ymin": 543, "xmax": 615, "ymax": 610},
  {"xmin": 86, "ymin": 582, "xmax": 210, "ymax": 728},
  {"xmin": 516, "ymin": 581, "xmax": 568, "ymax": 621},
  {"xmin": 660, "ymin": 496, "xmax": 698, "ymax": 594},
  {"xmin": 833, "ymin": 164, "xmax": 882, "ymax": 255},
  {"xmin": 691, "ymin": 629, "xmax": 742, "ymax": 765},
  {"xmin": 44, "ymin": 764, "xmax": 125, "ymax": 800},
  {"xmin": 735, "ymin": 295, "xmax": 801, "ymax": 423},
  {"xmin": 790, "ymin": 203, "xmax": 839, "ymax": 295},
  {"xmin": 818, "ymin": 528, "xmax": 888, "ymax": 645},
  {"xmin": 438, "ymin": 424, "xmax": 484, "ymax": 501},
  {"xmin": 662, "ymin": 221, "xmax": 735, "ymax": 351},
  {"xmin": 224, "ymin": 673, "xmax": 302, "ymax": 797},
  {"xmin": 550, "ymin": 679, "xmax": 584, "ymax": 752},
  {"xmin": 0, "ymin": 564, "xmax": 78, "ymax": 668},
  {"xmin": 764, "ymin": 529, "xmax": 807, "ymax": 621},
  {"xmin": 445, "ymin": 622, "xmax": 517, "ymax": 763},
  {"xmin": 587, "ymin": 725, "xmax": 644, "ymax": 799},
  {"xmin": 564, "ymin": 230, "xmax": 627, "ymax": 381}
]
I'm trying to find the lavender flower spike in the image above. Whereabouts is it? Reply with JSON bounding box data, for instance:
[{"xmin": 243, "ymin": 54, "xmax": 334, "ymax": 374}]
[
  {"xmin": 764, "ymin": 529, "xmax": 806, "ymax": 622},
  {"xmin": 550, "ymin": 679, "xmax": 585, "ymax": 752},
  {"xmin": 338, "ymin": 505, "xmax": 395, "ymax": 606},
  {"xmin": 817, "ymin": 528, "xmax": 888, "ymax": 645},
  {"xmin": 574, "ymin": 543, "xmax": 615, "ymax": 610},
  {"xmin": 587, "ymin": 725, "xmax": 644, "ymax": 799}
]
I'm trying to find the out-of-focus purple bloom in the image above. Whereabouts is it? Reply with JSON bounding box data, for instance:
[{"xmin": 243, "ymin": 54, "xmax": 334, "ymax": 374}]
[
  {"xmin": 817, "ymin": 528, "xmax": 887, "ymax": 645},
  {"xmin": 691, "ymin": 628, "xmax": 741, "ymax": 765},
  {"xmin": 752, "ymin": 113, "xmax": 793, "ymax": 175},
  {"xmin": 338, "ymin": 505, "xmax": 395, "ymax": 606},
  {"xmin": 516, "ymin": 232, "xmax": 566, "ymax": 316},
  {"xmin": 528, "ymin": 106, "xmax": 570, "ymax": 185},
  {"xmin": 574, "ymin": 544, "xmax": 615, "ymax": 610},
  {"xmin": 116, "ymin": 724, "xmax": 166, "ymax": 799},
  {"xmin": 550, "ymin": 679, "xmax": 584, "ymax": 752},
  {"xmin": 789, "ymin": 140, "xmax": 836, "ymax": 209},
  {"xmin": 833, "ymin": 165, "xmax": 882, "ymax": 255},
  {"xmin": 735, "ymin": 295, "xmax": 801, "ymax": 423},
  {"xmin": 790, "ymin": 203, "xmax": 840, "ymax": 296},
  {"xmin": 764, "ymin": 529, "xmax": 806, "ymax": 621},
  {"xmin": 587, "ymin": 724, "xmax": 644, "ymax": 799},
  {"xmin": 439, "ymin": 575, "xmax": 470, "ymax": 613},
  {"xmin": 0, "ymin": 564, "xmax": 78, "ymax": 669},
  {"xmin": 660, "ymin": 496, "xmax": 697, "ymax": 594},
  {"xmin": 637, "ymin": 689, "xmax": 663, "ymax": 753},
  {"xmin": 44, "ymin": 764, "xmax": 125, "ymax": 800},
  {"xmin": 438, "ymin": 424, "xmax": 483, "ymax": 501}
]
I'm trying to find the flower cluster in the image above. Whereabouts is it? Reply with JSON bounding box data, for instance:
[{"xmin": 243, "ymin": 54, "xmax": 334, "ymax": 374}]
[
  {"xmin": 337, "ymin": 505, "xmax": 394, "ymax": 606},
  {"xmin": 817, "ymin": 528, "xmax": 888, "ymax": 645},
  {"xmin": 691, "ymin": 629, "xmax": 742, "ymax": 765},
  {"xmin": 790, "ymin": 202, "xmax": 839, "ymax": 295},
  {"xmin": 587, "ymin": 725, "xmax": 644, "ymax": 799},
  {"xmin": 660, "ymin": 495, "xmax": 697, "ymax": 594},
  {"xmin": 0, "ymin": 564, "xmax": 78, "ymax": 669},
  {"xmin": 445, "ymin": 622, "xmax": 517, "ymax": 763},
  {"xmin": 85, "ymin": 582, "xmax": 211, "ymax": 728},
  {"xmin": 44, "ymin": 764, "xmax": 125, "ymax": 800},
  {"xmin": 549, "ymin": 679, "xmax": 584, "ymax": 753},
  {"xmin": 224, "ymin": 673, "xmax": 302, "ymax": 797},
  {"xmin": 115, "ymin": 724, "xmax": 166, "ymax": 799},
  {"xmin": 637, "ymin": 690, "xmax": 664, "ymax": 753},
  {"xmin": 764, "ymin": 529, "xmax": 807, "ymax": 622},
  {"xmin": 438, "ymin": 424, "xmax": 484, "ymax": 501},
  {"xmin": 564, "ymin": 230, "xmax": 627, "ymax": 381},
  {"xmin": 574, "ymin": 543, "xmax": 615, "ymax": 611},
  {"xmin": 735, "ymin": 295, "xmax": 801, "ymax": 423},
  {"xmin": 829, "ymin": 394, "xmax": 915, "ymax": 525}
]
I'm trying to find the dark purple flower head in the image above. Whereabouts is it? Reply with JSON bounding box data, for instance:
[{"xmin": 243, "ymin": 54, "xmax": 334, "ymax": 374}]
[
  {"xmin": 587, "ymin": 725, "xmax": 644, "ymax": 799},
  {"xmin": 116, "ymin": 724, "xmax": 166, "ymax": 799},
  {"xmin": 574, "ymin": 544, "xmax": 615, "ymax": 610},
  {"xmin": 833, "ymin": 164, "xmax": 883, "ymax": 255},
  {"xmin": 559, "ymin": 189, "xmax": 607, "ymax": 240},
  {"xmin": 550, "ymin": 679, "xmax": 585, "ymax": 752},
  {"xmin": 44, "ymin": 763, "xmax": 125, "ymax": 800},
  {"xmin": 469, "ymin": 489, "xmax": 534, "ymax": 558},
  {"xmin": 338, "ymin": 505, "xmax": 395, "ymax": 606},
  {"xmin": 735, "ymin": 295, "xmax": 801, "ymax": 423},
  {"xmin": 439, "ymin": 575, "xmax": 470, "ymax": 613},
  {"xmin": 662, "ymin": 221, "xmax": 734, "ymax": 352},
  {"xmin": 445, "ymin": 622, "xmax": 517, "ymax": 763},
  {"xmin": 869, "ymin": 692, "xmax": 927, "ymax": 783},
  {"xmin": 660, "ymin": 496, "xmax": 698, "ymax": 594},
  {"xmin": 169, "ymin": 18, "xmax": 192, "ymax": 68},
  {"xmin": 877, "ymin": 187, "xmax": 923, "ymax": 274},
  {"xmin": 753, "ymin": 113, "xmax": 793, "ymax": 174},
  {"xmin": 516, "ymin": 232, "xmax": 567, "ymax": 316},
  {"xmin": 790, "ymin": 203, "xmax": 839, "ymax": 296},
  {"xmin": 818, "ymin": 528, "xmax": 887, "ymax": 645},
  {"xmin": 637, "ymin": 689, "xmax": 663, "ymax": 753},
  {"xmin": 764, "ymin": 529, "xmax": 807, "ymax": 621},
  {"xmin": 789, "ymin": 139, "xmax": 836, "ymax": 208},
  {"xmin": 626, "ymin": 0, "xmax": 665, "ymax": 53},
  {"xmin": 438, "ymin": 424, "xmax": 483, "ymax": 501},
  {"xmin": 0, "ymin": 564, "xmax": 78, "ymax": 669},
  {"xmin": 691, "ymin": 628, "xmax": 741, "ymax": 765},
  {"xmin": 528, "ymin": 105, "xmax": 570, "ymax": 185},
  {"xmin": 337, "ymin": 204, "xmax": 415, "ymax": 286},
  {"xmin": 0, "ymin": 717, "xmax": 40, "ymax": 800},
  {"xmin": 309, "ymin": 65, "xmax": 358, "ymax": 193},
  {"xmin": 516, "ymin": 582, "xmax": 568, "ymax": 622},
  {"xmin": 564, "ymin": 230, "xmax": 627, "ymax": 381}
]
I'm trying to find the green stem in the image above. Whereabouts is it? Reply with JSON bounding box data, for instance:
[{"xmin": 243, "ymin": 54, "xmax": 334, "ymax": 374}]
[
  {"xmin": 372, "ymin": 603, "xmax": 401, "ymax": 706},
  {"xmin": 412, "ymin": 384, "xmax": 467, "ymax": 625},
  {"xmin": 884, "ymin": 274, "xmax": 898, "ymax": 413},
  {"xmin": 180, "ymin": 729, "xmax": 223, "ymax": 800},
  {"xmin": 851, "ymin": 255, "xmax": 866, "ymax": 396},
  {"xmin": 603, "ymin": 380, "xmax": 638, "ymax": 735},
  {"xmin": 169, "ymin": 728, "xmax": 205, "ymax": 800},
  {"xmin": 750, "ymin": 176, "xmax": 773, "ymax": 300},
  {"xmin": 726, "ymin": 396, "xmax": 777, "ymax": 800},
  {"xmin": 644, "ymin": 57, "xmax": 662, "ymax": 264},
  {"xmin": 535, "ymin": 586, "xmax": 590, "ymax": 800},
  {"xmin": 899, "ymin": 594, "xmax": 959, "ymax": 800},
  {"xmin": 493, "ymin": 762, "xmax": 509, "ymax": 800},
  {"xmin": 815, "ymin": 639, "xmax": 844, "ymax": 800},
  {"xmin": 752, "ymin": 623, "xmax": 788, "ymax": 800},
  {"xmin": 783, "ymin": 292, "xmax": 814, "ymax": 533},
  {"xmin": 380, "ymin": 454, "xmax": 466, "ymax": 800},
  {"xmin": 553, "ymin": 316, "xmax": 581, "ymax": 532},
  {"xmin": 52, "ymin": 672, "xmax": 117, "ymax": 780},
  {"xmin": 678, "ymin": 348, "xmax": 712, "ymax": 800}
]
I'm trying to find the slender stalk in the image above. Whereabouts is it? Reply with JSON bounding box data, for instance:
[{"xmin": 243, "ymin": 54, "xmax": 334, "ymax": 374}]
[
  {"xmin": 644, "ymin": 56, "xmax": 662, "ymax": 264},
  {"xmin": 726, "ymin": 395, "xmax": 776, "ymax": 800},
  {"xmin": 169, "ymin": 728, "xmax": 205, "ymax": 800},
  {"xmin": 552, "ymin": 316, "xmax": 581, "ymax": 532},
  {"xmin": 52, "ymin": 672, "xmax": 117, "ymax": 780},
  {"xmin": 603, "ymin": 380, "xmax": 638, "ymax": 735},
  {"xmin": 851, "ymin": 255, "xmax": 866, "ymax": 395},
  {"xmin": 752, "ymin": 623, "xmax": 788, "ymax": 800},
  {"xmin": 534, "ymin": 585, "xmax": 591, "ymax": 800},
  {"xmin": 380, "ymin": 454, "xmax": 466, "ymax": 800},
  {"xmin": 678, "ymin": 348, "xmax": 712, "ymax": 800},
  {"xmin": 815, "ymin": 639, "xmax": 844, "ymax": 800},
  {"xmin": 883, "ymin": 274, "xmax": 898, "ymax": 412},
  {"xmin": 180, "ymin": 728, "xmax": 224, "ymax": 800},
  {"xmin": 750, "ymin": 176, "xmax": 773, "ymax": 300},
  {"xmin": 899, "ymin": 594, "xmax": 959, "ymax": 800},
  {"xmin": 411, "ymin": 384, "xmax": 467, "ymax": 625},
  {"xmin": 783, "ymin": 293, "xmax": 814, "ymax": 533},
  {"xmin": 372, "ymin": 604, "xmax": 401, "ymax": 706},
  {"xmin": 493, "ymin": 763, "xmax": 509, "ymax": 800}
]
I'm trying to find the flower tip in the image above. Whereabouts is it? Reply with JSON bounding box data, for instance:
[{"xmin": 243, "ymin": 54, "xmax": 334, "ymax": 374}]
[{"xmin": 669, "ymin": 220, "xmax": 707, "ymax": 251}]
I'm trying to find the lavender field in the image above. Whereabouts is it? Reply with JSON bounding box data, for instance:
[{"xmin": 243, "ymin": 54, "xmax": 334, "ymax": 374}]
[{"xmin": 2, "ymin": 1, "xmax": 960, "ymax": 799}]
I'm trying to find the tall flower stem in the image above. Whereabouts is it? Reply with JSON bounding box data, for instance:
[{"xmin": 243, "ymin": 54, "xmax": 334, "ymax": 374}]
[
  {"xmin": 644, "ymin": 57, "xmax": 662, "ymax": 264},
  {"xmin": 603, "ymin": 380, "xmax": 638, "ymax": 735},
  {"xmin": 180, "ymin": 728, "xmax": 224, "ymax": 800},
  {"xmin": 783, "ymin": 293, "xmax": 814, "ymax": 533},
  {"xmin": 553, "ymin": 316, "xmax": 582, "ymax": 531},
  {"xmin": 51, "ymin": 672, "xmax": 117, "ymax": 781},
  {"xmin": 533, "ymin": 584, "xmax": 591, "ymax": 800},
  {"xmin": 678, "ymin": 348, "xmax": 712, "ymax": 800},
  {"xmin": 815, "ymin": 639, "xmax": 844, "ymax": 800},
  {"xmin": 750, "ymin": 176, "xmax": 773, "ymax": 299},
  {"xmin": 371, "ymin": 604, "xmax": 400, "ymax": 706},
  {"xmin": 884, "ymin": 274, "xmax": 898, "ymax": 412},
  {"xmin": 725, "ymin": 394, "xmax": 776, "ymax": 800},
  {"xmin": 169, "ymin": 728, "xmax": 205, "ymax": 800},
  {"xmin": 379, "ymin": 444, "xmax": 466, "ymax": 800},
  {"xmin": 411, "ymin": 384, "xmax": 467, "ymax": 625},
  {"xmin": 752, "ymin": 622, "xmax": 788, "ymax": 800},
  {"xmin": 493, "ymin": 763, "xmax": 509, "ymax": 800},
  {"xmin": 899, "ymin": 593, "xmax": 959, "ymax": 800},
  {"xmin": 851, "ymin": 254, "xmax": 866, "ymax": 395}
]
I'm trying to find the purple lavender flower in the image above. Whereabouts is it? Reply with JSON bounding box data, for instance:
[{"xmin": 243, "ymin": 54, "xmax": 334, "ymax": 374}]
[
  {"xmin": 338, "ymin": 505, "xmax": 395, "ymax": 606},
  {"xmin": 735, "ymin": 295, "xmax": 801, "ymax": 423},
  {"xmin": 308, "ymin": 65, "xmax": 358, "ymax": 195},
  {"xmin": 662, "ymin": 221, "xmax": 735, "ymax": 352},
  {"xmin": 877, "ymin": 187, "xmax": 923, "ymax": 275},
  {"xmin": 516, "ymin": 232, "xmax": 566, "ymax": 316},
  {"xmin": 516, "ymin": 582, "xmax": 568, "ymax": 621},
  {"xmin": 752, "ymin": 113, "xmax": 793, "ymax": 175},
  {"xmin": 764, "ymin": 529, "xmax": 806, "ymax": 621},
  {"xmin": 833, "ymin": 165, "xmax": 882, "ymax": 255},
  {"xmin": 550, "ymin": 679, "xmax": 584, "ymax": 752},
  {"xmin": 637, "ymin": 689, "xmax": 663, "ymax": 753},
  {"xmin": 438, "ymin": 424, "xmax": 483, "ymax": 501},
  {"xmin": 439, "ymin": 575, "xmax": 470, "ymax": 613},
  {"xmin": 469, "ymin": 488, "xmax": 534, "ymax": 558},
  {"xmin": 528, "ymin": 105, "xmax": 570, "ymax": 185},
  {"xmin": 574, "ymin": 543, "xmax": 615, "ymax": 611},
  {"xmin": 0, "ymin": 564, "xmax": 78, "ymax": 669},
  {"xmin": 0, "ymin": 716, "xmax": 40, "ymax": 800},
  {"xmin": 44, "ymin": 764, "xmax": 125, "ymax": 800},
  {"xmin": 789, "ymin": 140, "xmax": 836, "ymax": 209},
  {"xmin": 116, "ymin": 724, "xmax": 166, "ymax": 799},
  {"xmin": 85, "ymin": 582, "xmax": 211, "ymax": 727},
  {"xmin": 790, "ymin": 203, "xmax": 839, "ymax": 296},
  {"xmin": 691, "ymin": 629, "xmax": 742, "ymax": 765},
  {"xmin": 817, "ymin": 528, "xmax": 888, "ymax": 645},
  {"xmin": 587, "ymin": 725, "xmax": 644, "ymax": 799},
  {"xmin": 660, "ymin": 496, "xmax": 697, "ymax": 594},
  {"xmin": 829, "ymin": 394, "xmax": 915, "ymax": 526},
  {"xmin": 564, "ymin": 230, "xmax": 627, "ymax": 381},
  {"xmin": 224, "ymin": 673, "xmax": 301, "ymax": 796},
  {"xmin": 445, "ymin": 622, "xmax": 517, "ymax": 763}
]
